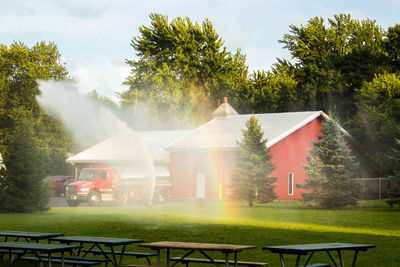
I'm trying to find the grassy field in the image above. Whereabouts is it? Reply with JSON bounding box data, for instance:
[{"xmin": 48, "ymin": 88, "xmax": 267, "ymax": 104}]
[{"xmin": 1, "ymin": 199, "xmax": 399, "ymax": 266}]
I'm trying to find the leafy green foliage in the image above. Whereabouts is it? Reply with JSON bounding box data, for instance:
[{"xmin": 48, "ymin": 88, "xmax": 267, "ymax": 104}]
[
  {"xmin": 86, "ymin": 90, "xmax": 119, "ymax": 111},
  {"xmin": 0, "ymin": 41, "xmax": 73, "ymax": 178},
  {"xmin": 0, "ymin": 113, "xmax": 50, "ymax": 212},
  {"xmin": 249, "ymin": 69, "xmax": 298, "ymax": 113},
  {"xmin": 384, "ymin": 24, "xmax": 400, "ymax": 72},
  {"xmin": 231, "ymin": 115, "xmax": 277, "ymax": 206},
  {"xmin": 349, "ymin": 73, "xmax": 400, "ymax": 176},
  {"xmin": 299, "ymin": 118, "xmax": 359, "ymax": 209},
  {"xmin": 279, "ymin": 14, "xmax": 386, "ymax": 120},
  {"xmin": 120, "ymin": 13, "xmax": 250, "ymax": 128}
]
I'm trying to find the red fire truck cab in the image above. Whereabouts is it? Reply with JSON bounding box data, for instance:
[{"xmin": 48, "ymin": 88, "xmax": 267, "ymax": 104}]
[{"xmin": 65, "ymin": 167, "xmax": 170, "ymax": 207}]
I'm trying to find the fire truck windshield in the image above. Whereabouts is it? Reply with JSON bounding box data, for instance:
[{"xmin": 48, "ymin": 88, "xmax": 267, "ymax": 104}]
[{"xmin": 78, "ymin": 169, "xmax": 97, "ymax": 181}]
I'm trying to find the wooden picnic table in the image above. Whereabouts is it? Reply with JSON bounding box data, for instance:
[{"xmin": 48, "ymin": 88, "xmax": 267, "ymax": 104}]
[
  {"xmin": 0, "ymin": 230, "xmax": 63, "ymax": 242},
  {"xmin": 262, "ymin": 242, "xmax": 375, "ymax": 267},
  {"xmin": 0, "ymin": 241, "xmax": 80, "ymax": 267},
  {"xmin": 51, "ymin": 235, "xmax": 143, "ymax": 267},
  {"xmin": 139, "ymin": 241, "xmax": 257, "ymax": 267}
]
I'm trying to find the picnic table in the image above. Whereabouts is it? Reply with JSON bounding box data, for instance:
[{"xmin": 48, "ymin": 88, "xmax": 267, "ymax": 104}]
[
  {"xmin": 139, "ymin": 241, "xmax": 259, "ymax": 267},
  {"xmin": 51, "ymin": 235, "xmax": 143, "ymax": 267},
  {"xmin": 262, "ymin": 242, "xmax": 375, "ymax": 267},
  {"xmin": 0, "ymin": 230, "xmax": 63, "ymax": 242},
  {"xmin": 0, "ymin": 241, "xmax": 80, "ymax": 267}
]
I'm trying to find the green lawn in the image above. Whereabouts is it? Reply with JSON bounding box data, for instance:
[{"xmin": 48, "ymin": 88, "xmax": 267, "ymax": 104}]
[{"xmin": 1, "ymin": 200, "xmax": 399, "ymax": 266}]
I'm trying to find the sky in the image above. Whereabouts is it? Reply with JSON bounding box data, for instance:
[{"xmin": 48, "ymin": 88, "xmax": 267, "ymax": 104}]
[{"xmin": 1, "ymin": 0, "xmax": 399, "ymax": 102}]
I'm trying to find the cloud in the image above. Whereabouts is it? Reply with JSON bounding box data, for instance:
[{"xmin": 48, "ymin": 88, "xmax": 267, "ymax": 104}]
[
  {"xmin": 0, "ymin": 0, "xmax": 108, "ymax": 18},
  {"xmin": 68, "ymin": 60, "xmax": 130, "ymax": 102}
]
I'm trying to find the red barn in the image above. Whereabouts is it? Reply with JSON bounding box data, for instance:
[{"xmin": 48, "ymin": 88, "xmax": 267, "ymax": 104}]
[{"xmin": 166, "ymin": 105, "xmax": 331, "ymax": 200}]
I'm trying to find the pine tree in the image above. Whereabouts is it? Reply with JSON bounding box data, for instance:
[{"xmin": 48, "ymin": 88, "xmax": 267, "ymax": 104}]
[
  {"xmin": 298, "ymin": 118, "xmax": 358, "ymax": 209},
  {"xmin": 231, "ymin": 115, "xmax": 277, "ymax": 207},
  {"xmin": 0, "ymin": 113, "xmax": 49, "ymax": 212}
]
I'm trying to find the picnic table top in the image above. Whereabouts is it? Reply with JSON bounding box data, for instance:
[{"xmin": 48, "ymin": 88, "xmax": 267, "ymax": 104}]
[
  {"xmin": 0, "ymin": 230, "xmax": 63, "ymax": 240},
  {"xmin": 0, "ymin": 241, "xmax": 80, "ymax": 252},
  {"xmin": 263, "ymin": 242, "xmax": 376, "ymax": 254},
  {"xmin": 139, "ymin": 241, "xmax": 256, "ymax": 252},
  {"xmin": 51, "ymin": 236, "xmax": 143, "ymax": 246}
]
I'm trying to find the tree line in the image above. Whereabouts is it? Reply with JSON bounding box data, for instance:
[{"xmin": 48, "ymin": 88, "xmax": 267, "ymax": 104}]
[{"xmin": 1, "ymin": 13, "xmax": 400, "ymax": 211}]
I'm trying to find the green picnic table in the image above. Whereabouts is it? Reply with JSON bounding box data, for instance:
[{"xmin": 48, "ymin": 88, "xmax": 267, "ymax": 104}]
[
  {"xmin": 262, "ymin": 242, "xmax": 375, "ymax": 267},
  {"xmin": 0, "ymin": 241, "xmax": 80, "ymax": 267},
  {"xmin": 51, "ymin": 235, "xmax": 144, "ymax": 267}
]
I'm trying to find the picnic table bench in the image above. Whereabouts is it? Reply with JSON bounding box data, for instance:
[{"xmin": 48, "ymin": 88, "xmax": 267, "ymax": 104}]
[
  {"xmin": 21, "ymin": 255, "xmax": 105, "ymax": 266},
  {"xmin": 170, "ymin": 256, "xmax": 268, "ymax": 266},
  {"xmin": 139, "ymin": 241, "xmax": 266, "ymax": 267},
  {"xmin": 83, "ymin": 249, "xmax": 157, "ymax": 265}
]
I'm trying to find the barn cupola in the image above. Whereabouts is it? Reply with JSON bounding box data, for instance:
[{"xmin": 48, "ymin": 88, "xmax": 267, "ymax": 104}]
[{"xmin": 211, "ymin": 97, "xmax": 239, "ymax": 118}]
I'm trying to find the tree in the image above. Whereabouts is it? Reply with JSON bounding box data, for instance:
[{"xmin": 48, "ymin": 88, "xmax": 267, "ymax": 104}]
[
  {"xmin": 298, "ymin": 118, "xmax": 359, "ymax": 209},
  {"xmin": 279, "ymin": 14, "xmax": 386, "ymax": 121},
  {"xmin": 231, "ymin": 115, "xmax": 277, "ymax": 207},
  {"xmin": 0, "ymin": 41, "xmax": 72, "ymax": 177},
  {"xmin": 0, "ymin": 111, "xmax": 49, "ymax": 212},
  {"xmin": 85, "ymin": 90, "xmax": 122, "ymax": 122},
  {"xmin": 349, "ymin": 73, "xmax": 400, "ymax": 177},
  {"xmin": 249, "ymin": 69, "xmax": 298, "ymax": 113},
  {"xmin": 384, "ymin": 24, "xmax": 400, "ymax": 72},
  {"xmin": 120, "ymin": 13, "xmax": 250, "ymax": 128}
]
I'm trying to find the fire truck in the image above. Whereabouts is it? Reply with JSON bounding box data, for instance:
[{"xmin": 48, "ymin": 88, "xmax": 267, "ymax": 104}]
[{"xmin": 65, "ymin": 167, "xmax": 170, "ymax": 207}]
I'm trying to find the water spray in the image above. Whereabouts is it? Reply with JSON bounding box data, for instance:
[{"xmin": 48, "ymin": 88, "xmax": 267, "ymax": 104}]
[{"xmin": 37, "ymin": 80, "xmax": 156, "ymax": 206}]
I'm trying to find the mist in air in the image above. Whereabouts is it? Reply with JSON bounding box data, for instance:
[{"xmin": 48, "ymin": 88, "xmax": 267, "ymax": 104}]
[
  {"xmin": 36, "ymin": 80, "xmax": 155, "ymax": 203},
  {"xmin": 37, "ymin": 80, "xmax": 127, "ymax": 148}
]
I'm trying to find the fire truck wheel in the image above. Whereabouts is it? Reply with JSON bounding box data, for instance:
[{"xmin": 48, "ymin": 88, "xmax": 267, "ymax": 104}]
[
  {"xmin": 66, "ymin": 199, "xmax": 80, "ymax": 207},
  {"xmin": 88, "ymin": 192, "xmax": 101, "ymax": 206},
  {"xmin": 153, "ymin": 189, "xmax": 168, "ymax": 203}
]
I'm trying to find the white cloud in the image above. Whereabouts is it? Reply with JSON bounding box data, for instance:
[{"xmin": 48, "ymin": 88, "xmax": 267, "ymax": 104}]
[{"xmin": 68, "ymin": 60, "xmax": 130, "ymax": 102}]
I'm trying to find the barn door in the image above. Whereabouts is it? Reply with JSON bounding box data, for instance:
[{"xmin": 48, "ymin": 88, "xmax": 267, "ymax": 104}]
[{"xmin": 196, "ymin": 172, "xmax": 206, "ymax": 198}]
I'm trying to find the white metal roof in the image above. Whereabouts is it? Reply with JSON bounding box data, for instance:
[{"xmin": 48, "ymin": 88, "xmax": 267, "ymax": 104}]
[
  {"xmin": 166, "ymin": 111, "xmax": 331, "ymax": 150},
  {"xmin": 66, "ymin": 129, "xmax": 192, "ymax": 164}
]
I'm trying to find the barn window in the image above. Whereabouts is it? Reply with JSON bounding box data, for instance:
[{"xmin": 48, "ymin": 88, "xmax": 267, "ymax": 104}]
[{"xmin": 288, "ymin": 173, "xmax": 294, "ymax": 195}]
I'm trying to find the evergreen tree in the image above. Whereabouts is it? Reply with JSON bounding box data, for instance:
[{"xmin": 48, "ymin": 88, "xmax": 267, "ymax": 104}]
[
  {"xmin": 0, "ymin": 112, "xmax": 49, "ymax": 212},
  {"xmin": 231, "ymin": 115, "xmax": 277, "ymax": 207},
  {"xmin": 298, "ymin": 118, "xmax": 358, "ymax": 209}
]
